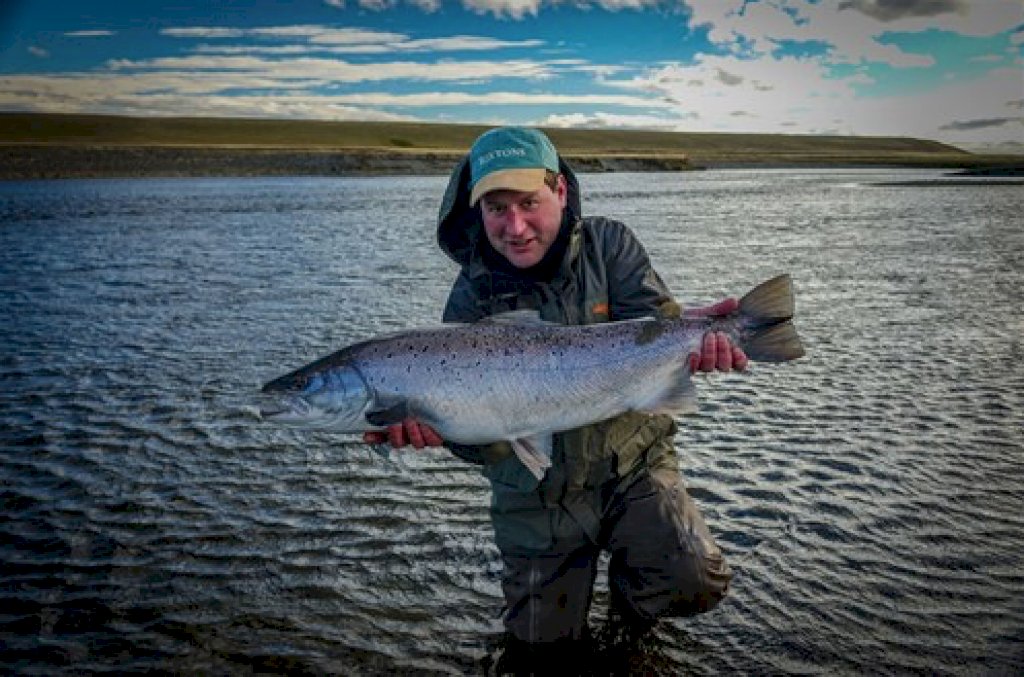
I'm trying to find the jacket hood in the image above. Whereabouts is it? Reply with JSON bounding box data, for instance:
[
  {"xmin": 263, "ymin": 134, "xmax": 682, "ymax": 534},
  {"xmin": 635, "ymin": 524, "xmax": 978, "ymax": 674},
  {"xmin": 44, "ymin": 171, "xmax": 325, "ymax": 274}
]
[{"xmin": 437, "ymin": 153, "xmax": 582, "ymax": 268}]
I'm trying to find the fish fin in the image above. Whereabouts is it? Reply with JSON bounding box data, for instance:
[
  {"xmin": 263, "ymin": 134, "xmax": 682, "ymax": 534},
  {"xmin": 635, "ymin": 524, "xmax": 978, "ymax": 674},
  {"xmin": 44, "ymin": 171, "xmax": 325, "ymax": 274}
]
[
  {"xmin": 739, "ymin": 274, "xmax": 796, "ymax": 323},
  {"xmin": 742, "ymin": 320, "xmax": 806, "ymax": 362},
  {"xmin": 635, "ymin": 363, "xmax": 699, "ymax": 416},
  {"xmin": 510, "ymin": 436, "xmax": 553, "ymax": 481},
  {"xmin": 364, "ymin": 401, "xmax": 411, "ymax": 427},
  {"xmin": 478, "ymin": 310, "xmax": 553, "ymax": 326},
  {"xmin": 737, "ymin": 274, "xmax": 806, "ymax": 362}
]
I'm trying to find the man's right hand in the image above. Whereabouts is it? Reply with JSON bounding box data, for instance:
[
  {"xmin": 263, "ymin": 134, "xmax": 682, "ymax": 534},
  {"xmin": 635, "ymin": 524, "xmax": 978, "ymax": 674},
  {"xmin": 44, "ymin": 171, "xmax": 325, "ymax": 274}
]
[{"xmin": 363, "ymin": 418, "xmax": 445, "ymax": 449}]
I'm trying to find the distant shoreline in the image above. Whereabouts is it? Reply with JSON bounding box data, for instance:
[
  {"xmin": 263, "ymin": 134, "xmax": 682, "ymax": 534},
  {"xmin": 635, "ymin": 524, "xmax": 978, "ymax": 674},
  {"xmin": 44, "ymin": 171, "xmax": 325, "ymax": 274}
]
[
  {"xmin": 1, "ymin": 112, "xmax": 1020, "ymax": 180},
  {"xmin": 4, "ymin": 144, "xmax": 1020, "ymax": 181}
]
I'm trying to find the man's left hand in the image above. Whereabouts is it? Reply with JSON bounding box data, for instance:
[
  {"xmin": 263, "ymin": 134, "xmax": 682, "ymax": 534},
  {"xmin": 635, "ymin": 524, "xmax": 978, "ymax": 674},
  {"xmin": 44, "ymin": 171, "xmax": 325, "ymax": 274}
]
[{"xmin": 683, "ymin": 297, "xmax": 749, "ymax": 373}]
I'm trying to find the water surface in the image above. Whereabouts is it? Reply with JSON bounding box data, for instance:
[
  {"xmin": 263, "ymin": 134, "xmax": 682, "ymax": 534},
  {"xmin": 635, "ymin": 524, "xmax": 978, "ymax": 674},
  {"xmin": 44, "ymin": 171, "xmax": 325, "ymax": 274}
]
[{"xmin": 1, "ymin": 170, "xmax": 1022, "ymax": 674}]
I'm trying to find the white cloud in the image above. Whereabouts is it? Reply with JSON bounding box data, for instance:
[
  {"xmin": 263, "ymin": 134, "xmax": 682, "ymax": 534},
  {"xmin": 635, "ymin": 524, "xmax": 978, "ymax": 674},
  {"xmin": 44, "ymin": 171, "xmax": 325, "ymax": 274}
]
[
  {"xmin": 460, "ymin": 0, "xmax": 664, "ymax": 19},
  {"xmin": 0, "ymin": 54, "xmax": 665, "ymax": 121},
  {"xmin": 328, "ymin": 0, "xmax": 660, "ymax": 12},
  {"xmin": 108, "ymin": 93, "xmax": 419, "ymax": 121},
  {"xmin": 409, "ymin": 0, "xmax": 443, "ymax": 10},
  {"xmin": 162, "ymin": 24, "xmax": 543, "ymax": 54},
  {"xmin": 0, "ymin": 74, "xmax": 414, "ymax": 121},
  {"xmin": 0, "ymin": 45, "xmax": 575, "ymax": 120},
  {"xmin": 272, "ymin": 26, "xmax": 406, "ymax": 42},
  {"xmin": 161, "ymin": 25, "xmax": 403, "ymax": 42},
  {"xmin": 300, "ymin": 90, "xmax": 671, "ymax": 106},
  {"xmin": 323, "ymin": 0, "xmax": 442, "ymax": 10},
  {"xmin": 685, "ymin": 0, "xmax": 1021, "ymax": 66},
  {"xmin": 603, "ymin": 55, "xmax": 861, "ymax": 131},
  {"xmin": 105, "ymin": 54, "xmax": 556, "ymax": 83},
  {"xmin": 461, "ymin": 0, "xmax": 544, "ymax": 19},
  {"xmin": 543, "ymin": 111, "xmax": 691, "ymax": 129},
  {"xmin": 594, "ymin": 50, "xmax": 1024, "ymax": 149},
  {"xmin": 388, "ymin": 35, "xmax": 545, "ymax": 51},
  {"xmin": 0, "ymin": 72, "xmax": 314, "ymax": 103},
  {"xmin": 193, "ymin": 44, "xmax": 315, "ymax": 56},
  {"xmin": 161, "ymin": 27, "xmax": 247, "ymax": 38},
  {"xmin": 308, "ymin": 33, "xmax": 544, "ymax": 52},
  {"xmin": 64, "ymin": 30, "xmax": 116, "ymax": 37},
  {"xmin": 551, "ymin": 0, "xmax": 1021, "ymax": 148},
  {"xmin": 968, "ymin": 54, "xmax": 1006, "ymax": 64},
  {"xmin": 0, "ymin": 73, "xmax": 663, "ymax": 120}
]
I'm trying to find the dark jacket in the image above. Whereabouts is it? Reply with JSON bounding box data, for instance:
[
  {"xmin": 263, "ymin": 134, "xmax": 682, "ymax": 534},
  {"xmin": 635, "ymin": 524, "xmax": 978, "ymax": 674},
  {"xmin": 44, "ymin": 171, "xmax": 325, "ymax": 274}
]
[{"xmin": 436, "ymin": 153, "xmax": 682, "ymax": 550}]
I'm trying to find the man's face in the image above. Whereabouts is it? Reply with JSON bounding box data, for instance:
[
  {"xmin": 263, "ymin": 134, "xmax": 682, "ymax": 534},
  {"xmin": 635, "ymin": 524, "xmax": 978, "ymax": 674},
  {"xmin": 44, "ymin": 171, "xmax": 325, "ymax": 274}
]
[{"xmin": 479, "ymin": 175, "xmax": 567, "ymax": 269}]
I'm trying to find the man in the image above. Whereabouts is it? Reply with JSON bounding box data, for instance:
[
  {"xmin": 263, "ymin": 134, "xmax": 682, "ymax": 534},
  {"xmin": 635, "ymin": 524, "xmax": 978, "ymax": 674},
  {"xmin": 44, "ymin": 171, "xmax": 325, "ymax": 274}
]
[{"xmin": 365, "ymin": 127, "xmax": 745, "ymax": 656}]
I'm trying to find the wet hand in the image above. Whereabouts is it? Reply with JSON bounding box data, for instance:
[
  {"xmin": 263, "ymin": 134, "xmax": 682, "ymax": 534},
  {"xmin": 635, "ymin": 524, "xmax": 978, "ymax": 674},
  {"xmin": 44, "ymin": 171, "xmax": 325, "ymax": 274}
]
[
  {"xmin": 363, "ymin": 418, "xmax": 445, "ymax": 449},
  {"xmin": 688, "ymin": 331, "xmax": 748, "ymax": 373},
  {"xmin": 683, "ymin": 297, "xmax": 749, "ymax": 373}
]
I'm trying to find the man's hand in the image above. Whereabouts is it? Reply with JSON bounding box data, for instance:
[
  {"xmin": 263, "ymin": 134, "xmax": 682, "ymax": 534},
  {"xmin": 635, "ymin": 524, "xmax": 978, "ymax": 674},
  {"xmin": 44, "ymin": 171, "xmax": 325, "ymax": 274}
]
[
  {"xmin": 363, "ymin": 418, "xmax": 445, "ymax": 449},
  {"xmin": 683, "ymin": 297, "xmax": 749, "ymax": 373}
]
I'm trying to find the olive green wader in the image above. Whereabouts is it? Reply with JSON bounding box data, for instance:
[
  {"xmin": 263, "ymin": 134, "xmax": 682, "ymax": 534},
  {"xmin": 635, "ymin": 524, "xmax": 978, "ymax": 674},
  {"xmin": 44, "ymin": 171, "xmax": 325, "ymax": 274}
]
[{"xmin": 436, "ymin": 154, "xmax": 732, "ymax": 643}]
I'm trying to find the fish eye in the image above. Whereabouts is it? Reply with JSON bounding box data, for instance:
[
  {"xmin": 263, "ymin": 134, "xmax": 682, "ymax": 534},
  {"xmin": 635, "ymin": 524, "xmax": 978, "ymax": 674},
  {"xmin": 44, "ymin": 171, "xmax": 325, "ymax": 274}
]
[{"xmin": 299, "ymin": 374, "xmax": 324, "ymax": 394}]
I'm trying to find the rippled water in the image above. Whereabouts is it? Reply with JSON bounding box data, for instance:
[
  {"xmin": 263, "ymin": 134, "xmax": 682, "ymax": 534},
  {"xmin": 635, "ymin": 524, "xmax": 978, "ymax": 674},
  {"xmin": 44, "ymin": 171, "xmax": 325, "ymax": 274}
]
[{"xmin": 2, "ymin": 170, "xmax": 1022, "ymax": 675}]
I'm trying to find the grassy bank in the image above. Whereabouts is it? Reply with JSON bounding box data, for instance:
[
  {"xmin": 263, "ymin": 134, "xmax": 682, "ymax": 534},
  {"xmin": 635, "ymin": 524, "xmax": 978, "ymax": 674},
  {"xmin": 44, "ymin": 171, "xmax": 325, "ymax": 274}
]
[{"xmin": 1, "ymin": 112, "xmax": 1019, "ymax": 179}]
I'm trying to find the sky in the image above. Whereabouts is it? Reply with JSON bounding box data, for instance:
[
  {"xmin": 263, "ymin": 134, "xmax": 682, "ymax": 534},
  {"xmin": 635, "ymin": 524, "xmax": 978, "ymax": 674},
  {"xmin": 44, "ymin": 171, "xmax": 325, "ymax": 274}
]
[{"xmin": 0, "ymin": 0, "xmax": 1021, "ymax": 152}]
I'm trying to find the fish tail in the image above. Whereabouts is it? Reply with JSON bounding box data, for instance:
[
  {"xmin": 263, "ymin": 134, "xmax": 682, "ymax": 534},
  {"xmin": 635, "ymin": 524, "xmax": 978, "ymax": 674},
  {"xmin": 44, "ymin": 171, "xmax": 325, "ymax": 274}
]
[
  {"xmin": 738, "ymin": 274, "xmax": 806, "ymax": 362},
  {"xmin": 742, "ymin": 321, "xmax": 805, "ymax": 362},
  {"xmin": 739, "ymin": 274, "xmax": 796, "ymax": 322}
]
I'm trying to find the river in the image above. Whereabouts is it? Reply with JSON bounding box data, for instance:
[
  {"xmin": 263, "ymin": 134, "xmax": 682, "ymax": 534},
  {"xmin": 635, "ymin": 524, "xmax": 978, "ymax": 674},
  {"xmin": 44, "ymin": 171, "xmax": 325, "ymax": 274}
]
[{"xmin": 1, "ymin": 169, "xmax": 1022, "ymax": 674}]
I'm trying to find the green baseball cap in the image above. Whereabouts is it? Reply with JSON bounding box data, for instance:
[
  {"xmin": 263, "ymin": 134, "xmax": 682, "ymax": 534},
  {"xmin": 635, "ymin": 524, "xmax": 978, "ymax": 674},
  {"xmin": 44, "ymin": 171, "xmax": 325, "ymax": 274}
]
[{"xmin": 468, "ymin": 126, "xmax": 560, "ymax": 206}]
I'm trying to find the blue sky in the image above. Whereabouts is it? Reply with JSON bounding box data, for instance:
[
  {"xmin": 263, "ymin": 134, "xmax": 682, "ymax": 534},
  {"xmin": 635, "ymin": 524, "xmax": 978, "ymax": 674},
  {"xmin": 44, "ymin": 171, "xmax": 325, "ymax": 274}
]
[{"xmin": 1, "ymin": 0, "xmax": 1021, "ymax": 152}]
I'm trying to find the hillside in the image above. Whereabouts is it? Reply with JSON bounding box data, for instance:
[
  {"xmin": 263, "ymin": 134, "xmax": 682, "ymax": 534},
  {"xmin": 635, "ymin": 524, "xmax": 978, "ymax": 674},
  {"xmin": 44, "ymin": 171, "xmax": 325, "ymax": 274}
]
[{"xmin": 1, "ymin": 112, "xmax": 1017, "ymax": 179}]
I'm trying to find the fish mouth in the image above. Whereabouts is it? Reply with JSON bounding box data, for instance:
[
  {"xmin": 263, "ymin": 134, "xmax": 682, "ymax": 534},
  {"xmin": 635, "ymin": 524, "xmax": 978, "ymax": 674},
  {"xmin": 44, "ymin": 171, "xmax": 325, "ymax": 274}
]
[
  {"xmin": 257, "ymin": 395, "xmax": 312, "ymax": 423},
  {"xmin": 257, "ymin": 405, "xmax": 288, "ymax": 421}
]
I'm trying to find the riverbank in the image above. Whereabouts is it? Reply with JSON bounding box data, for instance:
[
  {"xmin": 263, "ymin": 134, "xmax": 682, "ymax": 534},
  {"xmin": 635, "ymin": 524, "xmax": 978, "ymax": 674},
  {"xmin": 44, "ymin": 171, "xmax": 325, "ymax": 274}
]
[
  {"xmin": 0, "ymin": 144, "xmax": 697, "ymax": 180},
  {"xmin": 1, "ymin": 112, "xmax": 1019, "ymax": 179},
  {"xmin": 6, "ymin": 143, "xmax": 1016, "ymax": 180}
]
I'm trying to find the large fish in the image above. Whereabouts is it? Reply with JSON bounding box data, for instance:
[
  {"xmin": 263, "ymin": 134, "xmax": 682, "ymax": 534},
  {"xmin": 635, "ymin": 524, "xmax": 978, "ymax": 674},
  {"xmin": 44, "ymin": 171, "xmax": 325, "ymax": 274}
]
[{"xmin": 260, "ymin": 274, "xmax": 805, "ymax": 479}]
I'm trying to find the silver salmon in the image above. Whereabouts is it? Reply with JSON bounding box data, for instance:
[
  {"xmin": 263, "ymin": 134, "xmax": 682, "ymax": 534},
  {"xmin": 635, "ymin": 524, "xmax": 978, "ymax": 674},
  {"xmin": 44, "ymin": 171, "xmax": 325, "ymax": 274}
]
[{"xmin": 260, "ymin": 274, "xmax": 805, "ymax": 479}]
